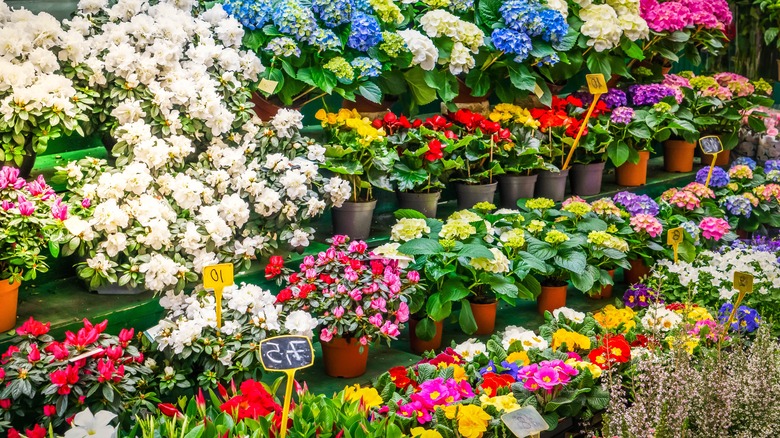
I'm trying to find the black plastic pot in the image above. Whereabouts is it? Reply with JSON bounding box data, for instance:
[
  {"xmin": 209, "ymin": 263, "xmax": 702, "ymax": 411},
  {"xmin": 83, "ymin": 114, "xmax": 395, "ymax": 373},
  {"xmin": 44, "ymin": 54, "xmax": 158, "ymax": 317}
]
[
  {"xmin": 498, "ymin": 174, "xmax": 537, "ymax": 209},
  {"xmin": 331, "ymin": 199, "xmax": 377, "ymax": 240},
  {"xmin": 397, "ymin": 191, "xmax": 440, "ymax": 218},
  {"xmin": 456, "ymin": 182, "xmax": 498, "ymax": 209},
  {"xmin": 570, "ymin": 162, "xmax": 605, "ymax": 196},
  {"xmin": 535, "ymin": 169, "xmax": 570, "ymax": 201}
]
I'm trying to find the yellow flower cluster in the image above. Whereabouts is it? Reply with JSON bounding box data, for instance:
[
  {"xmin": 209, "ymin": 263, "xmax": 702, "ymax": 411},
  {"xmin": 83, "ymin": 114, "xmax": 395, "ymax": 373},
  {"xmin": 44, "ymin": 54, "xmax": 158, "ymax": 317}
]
[
  {"xmin": 449, "ymin": 210, "xmax": 483, "ymax": 223},
  {"xmin": 489, "ymin": 103, "xmax": 541, "ymax": 129},
  {"xmin": 500, "ymin": 228, "xmax": 526, "ymax": 248},
  {"xmin": 479, "ymin": 394, "xmax": 520, "ymax": 413},
  {"xmin": 343, "ymin": 384, "xmax": 383, "ymax": 409},
  {"xmin": 551, "ymin": 329, "xmax": 592, "ymax": 351},
  {"xmin": 565, "ymin": 358, "xmax": 602, "ymax": 379},
  {"xmin": 666, "ymin": 335, "xmax": 699, "ymax": 354},
  {"xmin": 525, "ymin": 198, "xmax": 555, "ymax": 210},
  {"xmin": 587, "ymin": 231, "xmax": 629, "ymax": 252},
  {"xmin": 390, "ymin": 218, "xmax": 431, "ymax": 242},
  {"xmin": 505, "ymin": 350, "xmax": 530, "ymax": 366},
  {"xmin": 412, "ymin": 428, "xmax": 444, "ymax": 438},
  {"xmin": 469, "ymin": 248, "xmax": 511, "ymax": 273},
  {"xmin": 441, "ymin": 220, "xmax": 477, "ymax": 240},
  {"xmin": 526, "ymin": 219, "xmax": 546, "ymax": 233},
  {"xmin": 472, "ymin": 202, "xmax": 496, "ymax": 212},
  {"xmin": 675, "ymin": 305, "xmax": 713, "ymax": 322},
  {"xmin": 562, "ymin": 201, "xmax": 592, "ymax": 216},
  {"xmin": 544, "ymin": 229, "xmax": 570, "ymax": 245},
  {"xmin": 593, "ymin": 305, "xmax": 636, "ymax": 332},
  {"xmin": 315, "ymin": 108, "xmax": 385, "ymax": 145},
  {"xmin": 442, "ymin": 404, "xmax": 492, "ymax": 438}
]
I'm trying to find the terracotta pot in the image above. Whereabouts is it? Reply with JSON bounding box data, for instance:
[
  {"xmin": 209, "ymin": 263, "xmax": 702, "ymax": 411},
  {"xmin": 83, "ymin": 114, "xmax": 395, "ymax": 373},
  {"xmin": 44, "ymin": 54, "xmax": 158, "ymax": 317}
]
[
  {"xmin": 537, "ymin": 283, "xmax": 567, "ymax": 315},
  {"xmin": 498, "ymin": 173, "xmax": 537, "ymax": 208},
  {"xmin": 616, "ymin": 150, "xmax": 650, "ymax": 187},
  {"xmin": 453, "ymin": 78, "xmax": 490, "ymax": 103},
  {"xmin": 409, "ymin": 318, "xmax": 444, "ymax": 355},
  {"xmin": 331, "ymin": 199, "xmax": 377, "ymax": 241},
  {"xmin": 0, "ymin": 279, "xmax": 20, "ymax": 332},
  {"xmin": 663, "ymin": 140, "xmax": 696, "ymax": 173},
  {"xmin": 469, "ymin": 300, "xmax": 498, "ymax": 335},
  {"xmin": 661, "ymin": 64, "xmax": 673, "ymax": 75},
  {"xmin": 736, "ymin": 229, "xmax": 751, "ymax": 240},
  {"xmin": 624, "ymin": 258, "xmax": 651, "ymax": 285},
  {"xmin": 321, "ymin": 336, "xmax": 369, "ymax": 378},
  {"xmin": 700, "ymin": 149, "xmax": 730, "ymax": 167},
  {"xmin": 570, "ymin": 161, "xmax": 605, "ymax": 196},
  {"xmin": 397, "ymin": 191, "xmax": 440, "ymax": 218},
  {"xmin": 250, "ymin": 92, "xmax": 294, "ymax": 121},
  {"xmin": 456, "ymin": 182, "xmax": 497, "ymax": 209},
  {"xmin": 590, "ymin": 270, "xmax": 615, "ymax": 299}
]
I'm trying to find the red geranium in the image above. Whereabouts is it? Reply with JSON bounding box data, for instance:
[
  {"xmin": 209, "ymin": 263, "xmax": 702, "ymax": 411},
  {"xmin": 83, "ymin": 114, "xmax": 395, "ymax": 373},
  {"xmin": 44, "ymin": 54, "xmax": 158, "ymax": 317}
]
[
  {"xmin": 479, "ymin": 372, "xmax": 515, "ymax": 396},
  {"xmin": 265, "ymin": 255, "xmax": 285, "ymax": 279},
  {"xmin": 424, "ymin": 114, "xmax": 451, "ymax": 131}
]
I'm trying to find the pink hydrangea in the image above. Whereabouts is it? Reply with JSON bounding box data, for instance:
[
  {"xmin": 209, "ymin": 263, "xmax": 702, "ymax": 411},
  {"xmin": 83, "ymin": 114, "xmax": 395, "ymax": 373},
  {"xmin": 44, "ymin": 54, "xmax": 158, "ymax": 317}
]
[
  {"xmin": 683, "ymin": 182, "xmax": 715, "ymax": 199},
  {"xmin": 669, "ymin": 190, "xmax": 701, "ymax": 210},
  {"xmin": 699, "ymin": 217, "xmax": 730, "ymax": 240},
  {"xmin": 630, "ymin": 214, "xmax": 664, "ymax": 237},
  {"xmin": 643, "ymin": 1, "xmax": 692, "ymax": 32},
  {"xmin": 728, "ymin": 165, "xmax": 754, "ymax": 180}
]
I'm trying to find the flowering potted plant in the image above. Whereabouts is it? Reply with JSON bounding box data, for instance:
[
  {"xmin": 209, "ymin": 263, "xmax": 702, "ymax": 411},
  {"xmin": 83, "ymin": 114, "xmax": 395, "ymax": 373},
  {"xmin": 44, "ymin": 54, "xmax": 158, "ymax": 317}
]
[
  {"xmin": 488, "ymin": 104, "xmax": 551, "ymax": 208},
  {"xmin": 140, "ymin": 283, "xmax": 317, "ymax": 394},
  {"xmin": 604, "ymin": 105, "xmax": 654, "ymax": 186},
  {"xmin": 448, "ymin": 109, "xmax": 511, "ymax": 208},
  {"xmin": 566, "ymin": 94, "xmax": 614, "ymax": 196},
  {"xmin": 389, "ymin": 207, "xmax": 539, "ymax": 340},
  {"xmin": 0, "ymin": 318, "xmax": 150, "ymax": 431},
  {"xmin": 0, "ymin": 6, "xmax": 91, "ymax": 176},
  {"xmin": 268, "ymin": 236, "xmax": 421, "ymax": 378},
  {"xmin": 0, "ymin": 168, "xmax": 65, "ymax": 331},
  {"xmin": 611, "ymin": 192, "xmax": 665, "ymax": 283},
  {"xmin": 317, "ymin": 109, "xmax": 396, "ymax": 239},
  {"xmin": 373, "ymin": 113, "xmax": 464, "ymax": 218}
]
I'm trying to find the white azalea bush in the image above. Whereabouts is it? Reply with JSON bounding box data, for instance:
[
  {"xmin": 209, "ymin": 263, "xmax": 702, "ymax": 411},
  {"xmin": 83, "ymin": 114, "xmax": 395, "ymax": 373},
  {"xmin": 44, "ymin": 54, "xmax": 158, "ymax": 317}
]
[
  {"xmin": 139, "ymin": 282, "xmax": 318, "ymax": 393},
  {"xmin": 0, "ymin": 2, "xmax": 91, "ymax": 165},
  {"xmin": 61, "ymin": 0, "xmax": 261, "ymax": 139},
  {"xmin": 55, "ymin": 111, "xmax": 348, "ymax": 293}
]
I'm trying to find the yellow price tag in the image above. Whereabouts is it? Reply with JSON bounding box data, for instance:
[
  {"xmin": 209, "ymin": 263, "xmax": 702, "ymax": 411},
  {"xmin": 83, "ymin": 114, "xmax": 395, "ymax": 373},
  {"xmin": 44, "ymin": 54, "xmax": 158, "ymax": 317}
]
[
  {"xmin": 733, "ymin": 271, "xmax": 754, "ymax": 294},
  {"xmin": 585, "ymin": 74, "xmax": 608, "ymax": 95},
  {"xmin": 203, "ymin": 263, "xmax": 235, "ymax": 331},
  {"xmin": 699, "ymin": 135, "xmax": 724, "ymax": 155},
  {"xmin": 258, "ymin": 78, "xmax": 279, "ymax": 94},
  {"xmin": 667, "ymin": 227, "xmax": 684, "ymax": 264}
]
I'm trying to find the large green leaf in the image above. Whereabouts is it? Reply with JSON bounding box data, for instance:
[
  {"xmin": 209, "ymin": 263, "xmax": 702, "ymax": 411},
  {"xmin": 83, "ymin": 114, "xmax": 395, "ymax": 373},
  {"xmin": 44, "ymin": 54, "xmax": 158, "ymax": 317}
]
[
  {"xmin": 440, "ymin": 279, "xmax": 471, "ymax": 303},
  {"xmin": 458, "ymin": 244, "xmax": 495, "ymax": 259},
  {"xmin": 477, "ymin": 0, "xmax": 503, "ymax": 25},
  {"xmin": 585, "ymin": 52, "xmax": 611, "ymax": 78},
  {"xmin": 483, "ymin": 275, "xmax": 518, "ymax": 299},
  {"xmin": 508, "ymin": 64, "xmax": 537, "ymax": 93},
  {"xmin": 554, "ymin": 251, "xmax": 586, "ymax": 274},
  {"xmin": 398, "ymin": 238, "xmax": 443, "ymax": 256},
  {"xmin": 458, "ymin": 299, "xmax": 478, "ymax": 334},
  {"xmin": 358, "ymin": 82, "xmax": 383, "ymax": 103},
  {"xmin": 426, "ymin": 293, "xmax": 453, "ymax": 321},
  {"xmin": 465, "ymin": 69, "xmax": 491, "ymax": 97},
  {"xmin": 403, "ymin": 67, "xmax": 437, "ymax": 105},
  {"xmin": 527, "ymin": 238, "xmax": 557, "ymax": 261},
  {"xmin": 394, "ymin": 209, "xmax": 428, "ymax": 219}
]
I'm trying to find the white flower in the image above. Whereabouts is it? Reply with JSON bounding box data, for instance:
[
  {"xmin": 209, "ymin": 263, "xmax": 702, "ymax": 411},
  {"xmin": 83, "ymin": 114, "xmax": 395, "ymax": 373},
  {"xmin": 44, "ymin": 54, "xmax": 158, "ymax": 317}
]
[
  {"xmin": 271, "ymin": 109, "xmax": 304, "ymax": 139},
  {"xmin": 372, "ymin": 242, "xmax": 412, "ymax": 269},
  {"xmin": 454, "ymin": 338, "xmax": 486, "ymax": 361},
  {"xmin": 289, "ymin": 229, "xmax": 311, "ymax": 248},
  {"xmin": 64, "ymin": 409, "xmax": 117, "ymax": 438},
  {"xmin": 501, "ymin": 325, "xmax": 530, "ymax": 350},
  {"xmin": 284, "ymin": 310, "xmax": 319, "ymax": 337},
  {"xmin": 516, "ymin": 331, "xmax": 549, "ymax": 350},
  {"xmin": 307, "ymin": 144, "xmax": 326, "ymax": 162},
  {"xmin": 580, "ymin": 5, "xmax": 622, "ymax": 52},
  {"xmin": 390, "ymin": 218, "xmax": 430, "ymax": 242},
  {"xmin": 102, "ymin": 233, "xmax": 128, "ymax": 257},
  {"xmin": 552, "ymin": 307, "xmax": 586, "ymax": 324},
  {"xmin": 86, "ymin": 253, "xmax": 115, "ymax": 275},
  {"xmin": 323, "ymin": 176, "xmax": 351, "ymax": 208},
  {"xmin": 139, "ymin": 254, "xmax": 185, "ymax": 292},
  {"xmin": 397, "ymin": 29, "xmax": 437, "ymax": 71},
  {"xmin": 280, "ymin": 169, "xmax": 308, "ymax": 200},
  {"xmin": 64, "ymin": 216, "xmax": 95, "ymax": 241},
  {"xmin": 265, "ymin": 153, "xmax": 290, "ymax": 172},
  {"xmin": 469, "ymin": 248, "xmax": 510, "ymax": 274}
]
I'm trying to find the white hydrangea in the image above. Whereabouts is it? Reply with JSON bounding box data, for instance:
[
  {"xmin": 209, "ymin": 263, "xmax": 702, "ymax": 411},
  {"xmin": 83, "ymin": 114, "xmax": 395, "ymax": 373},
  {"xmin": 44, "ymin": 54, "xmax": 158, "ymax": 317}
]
[
  {"xmin": 398, "ymin": 29, "xmax": 438, "ymax": 71},
  {"xmin": 372, "ymin": 242, "xmax": 413, "ymax": 269},
  {"xmin": 469, "ymin": 248, "xmax": 510, "ymax": 274},
  {"xmin": 579, "ymin": 4, "xmax": 623, "ymax": 52},
  {"xmin": 390, "ymin": 218, "xmax": 431, "ymax": 242}
]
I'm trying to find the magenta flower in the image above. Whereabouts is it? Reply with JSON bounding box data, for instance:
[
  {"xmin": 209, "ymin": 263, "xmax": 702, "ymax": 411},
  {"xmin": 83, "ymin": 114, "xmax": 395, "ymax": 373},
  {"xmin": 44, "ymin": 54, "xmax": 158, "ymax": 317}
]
[
  {"xmin": 668, "ymin": 190, "xmax": 701, "ymax": 210},
  {"xmin": 1, "ymin": 200, "xmax": 13, "ymax": 211},
  {"xmin": 17, "ymin": 195, "xmax": 34, "ymax": 216},
  {"xmin": 533, "ymin": 366, "xmax": 562, "ymax": 391},
  {"xmin": 380, "ymin": 321, "xmax": 400, "ymax": 337},
  {"xmin": 51, "ymin": 200, "xmax": 68, "ymax": 221},
  {"xmin": 368, "ymin": 313, "xmax": 383, "ymax": 327},
  {"xmin": 396, "ymin": 301, "xmax": 410, "ymax": 323},
  {"xmin": 0, "ymin": 167, "xmax": 25, "ymax": 190},
  {"xmin": 81, "ymin": 198, "xmax": 91, "ymax": 208},
  {"xmin": 699, "ymin": 217, "xmax": 730, "ymax": 240},
  {"xmin": 27, "ymin": 175, "xmax": 55, "ymax": 200},
  {"xmin": 398, "ymin": 400, "xmax": 432, "ymax": 424},
  {"xmin": 643, "ymin": 1, "xmax": 692, "ymax": 32},
  {"xmin": 320, "ymin": 327, "xmax": 335, "ymax": 342},
  {"xmin": 348, "ymin": 240, "xmax": 368, "ymax": 254},
  {"xmin": 332, "ymin": 235, "xmax": 348, "ymax": 245},
  {"xmin": 333, "ymin": 306, "xmax": 345, "ymax": 318},
  {"xmin": 413, "ymin": 378, "xmax": 451, "ymax": 409}
]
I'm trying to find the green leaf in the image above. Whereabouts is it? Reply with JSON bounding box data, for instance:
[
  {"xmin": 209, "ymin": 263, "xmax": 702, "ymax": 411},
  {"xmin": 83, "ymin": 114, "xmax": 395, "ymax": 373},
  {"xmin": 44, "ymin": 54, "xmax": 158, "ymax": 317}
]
[
  {"xmin": 607, "ymin": 140, "xmax": 630, "ymax": 167},
  {"xmin": 623, "ymin": 41, "xmax": 645, "ymax": 60},
  {"xmin": 398, "ymin": 238, "xmax": 443, "ymax": 256},
  {"xmin": 527, "ymin": 238, "xmax": 556, "ymax": 260},
  {"xmin": 477, "ymin": 0, "xmax": 503, "ymax": 25},
  {"xmin": 508, "ymin": 64, "xmax": 537, "ymax": 93},
  {"xmin": 404, "ymin": 67, "xmax": 438, "ymax": 105},
  {"xmin": 458, "ymin": 299, "xmax": 478, "ymax": 334},
  {"xmin": 358, "ymin": 82, "xmax": 383, "ymax": 104},
  {"xmin": 440, "ymin": 279, "xmax": 471, "ymax": 303},
  {"xmin": 554, "ymin": 251, "xmax": 586, "ymax": 274},
  {"xmin": 483, "ymin": 275, "xmax": 518, "ymax": 299},
  {"xmin": 585, "ymin": 52, "xmax": 611, "ymax": 78},
  {"xmin": 394, "ymin": 209, "xmax": 427, "ymax": 219},
  {"xmin": 465, "ymin": 69, "xmax": 491, "ymax": 97},
  {"xmin": 426, "ymin": 293, "xmax": 453, "ymax": 321},
  {"xmin": 569, "ymin": 269, "xmax": 595, "ymax": 292},
  {"xmin": 458, "ymin": 244, "xmax": 495, "ymax": 259},
  {"xmin": 415, "ymin": 317, "xmax": 437, "ymax": 341},
  {"xmin": 766, "ymin": 27, "xmax": 780, "ymax": 45}
]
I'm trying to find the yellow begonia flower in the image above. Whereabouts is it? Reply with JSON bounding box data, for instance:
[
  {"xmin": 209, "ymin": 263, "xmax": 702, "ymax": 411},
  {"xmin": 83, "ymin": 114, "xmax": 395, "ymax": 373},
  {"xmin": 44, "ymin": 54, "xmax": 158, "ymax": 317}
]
[
  {"xmin": 506, "ymin": 351, "xmax": 530, "ymax": 366},
  {"xmin": 411, "ymin": 428, "xmax": 444, "ymax": 438}
]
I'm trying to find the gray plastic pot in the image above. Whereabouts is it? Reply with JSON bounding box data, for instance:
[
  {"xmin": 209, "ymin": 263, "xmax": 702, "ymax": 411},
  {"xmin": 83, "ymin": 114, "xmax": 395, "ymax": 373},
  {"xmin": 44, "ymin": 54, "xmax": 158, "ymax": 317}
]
[
  {"xmin": 535, "ymin": 169, "xmax": 570, "ymax": 201},
  {"xmin": 397, "ymin": 191, "xmax": 441, "ymax": 218},
  {"xmin": 498, "ymin": 174, "xmax": 538, "ymax": 209},
  {"xmin": 331, "ymin": 199, "xmax": 377, "ymax": 240},
  {"xmin": 570, "ymin": 162, "xmax": 605, "ymax": 196},
  {"xmin": 456, "ymin": 182, "xmax": 498, "ymax": 209}
]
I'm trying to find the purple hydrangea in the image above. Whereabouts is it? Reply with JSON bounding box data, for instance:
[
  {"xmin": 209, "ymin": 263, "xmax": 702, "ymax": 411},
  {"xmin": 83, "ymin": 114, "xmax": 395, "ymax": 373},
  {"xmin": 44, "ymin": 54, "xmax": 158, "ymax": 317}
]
[
  {"xmin": 610, "ymin": 106, "xmax": 635, "ymax": 124},
  {"xmin": 613, "ymin": 191, "xmax": 660, "ymax": 216},
  {"xmin": 630, "ymin": 83, "xmax": 677, "ymax": 106},
  {"xmin": 729, "ymin": 236, "xmax": 780, "ymax": 253},
  {"xmin": 695, "ymin": 166, "xmax": 730, "ymax": 188},
  {"xmin": 764, "ymin": 160, "xmax": 780, "ymax": 173},
  {"xmin": 732, "ymin": 156, "xmax": 757, "ymax": 170},
  {"xmin": 623, "ymin": 283, "xmax": 659, "ymax": 309},
  {"xmin": 723, "ymin": 195, "xmax": 752, "ymax": 218},
  {"xmin": 602, "ymin": 89, "xmax": 628, "ymax": 109}
]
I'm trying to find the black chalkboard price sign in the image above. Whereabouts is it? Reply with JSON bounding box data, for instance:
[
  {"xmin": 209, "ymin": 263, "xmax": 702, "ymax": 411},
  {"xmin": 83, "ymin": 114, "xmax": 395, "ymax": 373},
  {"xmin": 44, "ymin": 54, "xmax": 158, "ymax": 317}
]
[
  {"xmin": 259, "ymin": 335, "xmax": 314, "ymax": 371},
  {"xmin": 699, "ymin": 135, "xmax": 723, "ymax": 155}
]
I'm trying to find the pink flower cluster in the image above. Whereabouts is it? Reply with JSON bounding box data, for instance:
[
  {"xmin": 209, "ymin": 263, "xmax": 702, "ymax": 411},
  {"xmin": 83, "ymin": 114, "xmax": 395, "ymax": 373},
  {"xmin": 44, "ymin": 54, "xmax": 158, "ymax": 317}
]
[
  {"xmin": 0, "ymin": 167, "xmax": 65, "ymax": 220},
  {"xmin": 641, "ymin": 0, "xmax": 732, "ymax": 32},
  {"xmin": 518, "ymin": 360, "xmax": 578, "ymax": 393},
  {"xmin": 698, "ymin": 217, "xmax": 730, "ymax": 240},
  {"xmin": 666, "ymin": 189, "xmax": 701, "ymax": 210},
  {"xmin": 397, "ymin": 377, "xmax": 475, "ymax": 423},
  {"xmin": 714, "ymin": 72, "xmax": 754, "ymax": 97},
  {"xmin": 273, "ymin": 236, "xmax": 420, "ymax": 345},
  {"xmin": 728, "ymin": 165, "xmax": 753, "ymax": 180},
  {"xmin": 630, "ymin": 214, "xmax": 663, "ymax": 238},
  {"xmin": 683, "ymin": 182, "xmax": 715, "ymax": 199}
]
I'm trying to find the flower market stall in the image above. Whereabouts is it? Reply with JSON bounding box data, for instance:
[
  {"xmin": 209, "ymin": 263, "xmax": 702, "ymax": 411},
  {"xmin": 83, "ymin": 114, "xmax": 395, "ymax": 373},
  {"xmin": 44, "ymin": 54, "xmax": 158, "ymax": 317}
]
[{"xmin": 1, "ymin": 0, "xmax": 780, "ymax": 437}]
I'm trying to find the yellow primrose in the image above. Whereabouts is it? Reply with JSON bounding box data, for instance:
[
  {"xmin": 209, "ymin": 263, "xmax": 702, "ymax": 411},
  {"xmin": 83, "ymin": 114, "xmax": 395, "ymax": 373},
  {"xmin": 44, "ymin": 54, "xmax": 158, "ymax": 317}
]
[
  {"xmin": 479, "ymin": 394, "xmax": 520, "ymax": 413},
  {"xmin": 442, "ymin": 404, "xmax": 492, "ymax": 438},
  {"xmin": 451, "ymin": 364, "xmax": 468, "ymax": 382},
  {"xmin": 685, "ymin": 307, "xmax": 713, "ymax": 322},
  {"xmin": 593, "ymin": 305, "xmax": 636, "ymax": 332},
  {"xmin": 551, "ymin": 329, "xmax": 591, "ymax": 351},
  {"xmin": 411, "ymin": 428, "xmax": 444, "ymax": 438},
  {"xmin": 343, "ymin": 384, "xmax": 383, "ymax": 409},
  {"xmin": 565, "ymin": 358, "xmax": 602, "ymax": 379},
  {"xmin": 666, "ymin": 335, "xmax": 699, "ymax": 355},
  {"xmin": 506, "ymin": 351, "xmax": 530, "ymax": 366}
]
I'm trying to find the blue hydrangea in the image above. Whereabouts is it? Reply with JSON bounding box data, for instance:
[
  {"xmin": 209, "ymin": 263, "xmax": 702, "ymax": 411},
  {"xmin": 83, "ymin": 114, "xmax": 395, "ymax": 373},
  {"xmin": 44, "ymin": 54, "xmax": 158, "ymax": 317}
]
[
  {"xmin": 353, "ymin": 0, "xmax": 374, "ymax": 13},
  {"xmin": 764, "ymin": 159, "xmax": 780, "ymax": 173},
  {"xmin": 449, "ymin": 0, "xmax": 474, "ymax": 13},
  {"xmin": 223, "ymin": 0, "xmax": 272, "ymax": 30},
  {"xmin": 308, "ymin": 28, "xmax": 341, "ymax": 51},
  {"xmin": 313, "ymin": 0, "xmax": 353, "ymax": 28},
  {"xmin": 540, "ymin": 9, "xmax": 568, "ymax": 45},
  {"xmin": 265, "ymin": 37, "xmax": 302, "ymax": 57},
  {"xmin": 500, "ymin": 0, "xmax": 542, "ymax": 33},
  {"xmin": 272, "ymin": 0, "xmax": 318, "ymax": 42},
  {"xmin": 492, "ymin": 28, "xmax": 532, "ymax": 63},
  {"xmin": 732, "ymin": 156, "xmax": 757, "ymax": 170},
  {"xmin": 348, "ymin": 12, "xmax": 383, "ymax": 52},
  {"xmin": 351, "ymin": 57, "xmax": 382, "ymax": 78},
  {"xmin": 681, "ymin": 220, "xmax": 700, "ymax": 244},
  {"xmin": 723, "ymin": 195, "xmax": 752, "ymax": 218},
  {"xmin": 695, "ymin": 166, "xmax": 730, "ymax": 188},
  {"xmin": 533, "ymin": 53, "xmax": 560, "ymax": 67}
]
